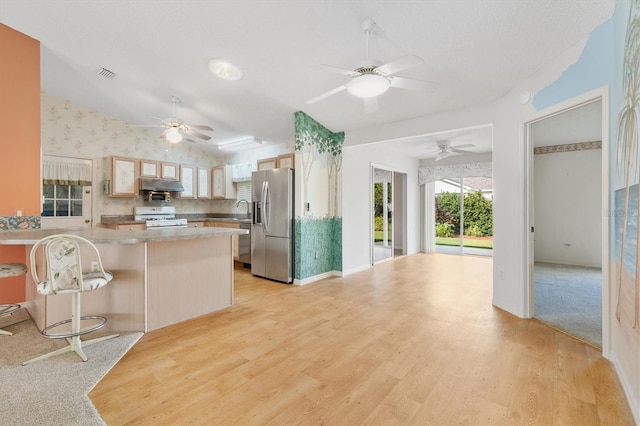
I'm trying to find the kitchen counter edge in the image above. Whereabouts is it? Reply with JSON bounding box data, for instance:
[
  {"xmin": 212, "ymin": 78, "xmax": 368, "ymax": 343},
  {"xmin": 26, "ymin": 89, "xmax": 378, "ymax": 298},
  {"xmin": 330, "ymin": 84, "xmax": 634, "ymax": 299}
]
[{"xmin": 0, "ymin": 226, "xmax": 248, "ymax": 245}]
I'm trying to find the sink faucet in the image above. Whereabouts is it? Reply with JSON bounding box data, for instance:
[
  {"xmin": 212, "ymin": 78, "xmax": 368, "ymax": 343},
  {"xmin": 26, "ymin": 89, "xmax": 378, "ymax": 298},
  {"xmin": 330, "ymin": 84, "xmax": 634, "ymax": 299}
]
[{"xmin": 236, "ymin": 199, "xmax": 251, "ymax": 217}]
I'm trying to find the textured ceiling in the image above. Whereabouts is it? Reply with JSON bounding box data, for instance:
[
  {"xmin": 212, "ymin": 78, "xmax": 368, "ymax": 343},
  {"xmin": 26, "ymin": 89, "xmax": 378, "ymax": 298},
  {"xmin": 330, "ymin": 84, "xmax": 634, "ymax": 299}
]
[{"xmin": 0, "ymin": 1, "xmax": 615, "ymax": 157}]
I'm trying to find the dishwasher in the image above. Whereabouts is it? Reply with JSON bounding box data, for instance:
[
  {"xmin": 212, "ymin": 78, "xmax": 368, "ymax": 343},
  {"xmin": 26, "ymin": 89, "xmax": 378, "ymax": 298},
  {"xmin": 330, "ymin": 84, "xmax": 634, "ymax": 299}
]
[{"xmin": 238, "ymin": 222, "xmax": 251, "ymax": 266}]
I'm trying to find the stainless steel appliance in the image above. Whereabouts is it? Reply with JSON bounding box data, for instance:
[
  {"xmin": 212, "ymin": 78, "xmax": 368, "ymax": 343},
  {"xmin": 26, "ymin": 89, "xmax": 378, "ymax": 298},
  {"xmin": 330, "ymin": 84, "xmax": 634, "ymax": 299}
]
[
  {"xmin": 134, "ymin": 206, "xmax": 188, "ymax": 228},
  {"xmin": 139, "ymin": 178, "xmax": 184, "ymax": 203},
  {"xmin": 251, "ymin": 168, "xmax": 294, "ymax": 283}
]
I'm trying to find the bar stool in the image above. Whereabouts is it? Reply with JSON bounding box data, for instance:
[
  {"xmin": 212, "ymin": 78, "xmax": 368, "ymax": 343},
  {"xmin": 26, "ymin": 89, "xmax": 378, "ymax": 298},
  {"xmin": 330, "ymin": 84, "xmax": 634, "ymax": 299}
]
[
  {"xmin": 23, "ymin": 234, "xmax": 119, "ymax": 365},
  {"xmin": 0, "ymin": 262, "xmax": 28, "ymax": 336}
]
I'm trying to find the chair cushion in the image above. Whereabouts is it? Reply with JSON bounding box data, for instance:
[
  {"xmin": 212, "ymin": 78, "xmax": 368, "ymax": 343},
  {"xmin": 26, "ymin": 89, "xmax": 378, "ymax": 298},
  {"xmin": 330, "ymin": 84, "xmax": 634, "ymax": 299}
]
[
  {"xmin": 0, "ymin": 263, "xmax": 27, "ymax": 279},
  {"xmin": 81, "ymin": 271, "xmax": 113, "ymax": 291}
]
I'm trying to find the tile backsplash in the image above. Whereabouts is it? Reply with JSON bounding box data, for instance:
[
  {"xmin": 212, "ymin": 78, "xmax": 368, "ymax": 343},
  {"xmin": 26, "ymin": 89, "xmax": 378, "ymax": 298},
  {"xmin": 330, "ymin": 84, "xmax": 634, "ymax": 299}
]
[{"xmin": 0, "ymin": 216, "xmax": 41, "ymax": 230}]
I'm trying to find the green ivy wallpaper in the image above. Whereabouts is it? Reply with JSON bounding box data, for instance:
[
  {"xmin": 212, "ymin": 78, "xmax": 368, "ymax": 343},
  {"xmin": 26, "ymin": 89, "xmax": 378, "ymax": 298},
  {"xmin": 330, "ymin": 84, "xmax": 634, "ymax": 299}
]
[{"xmin": 294, "ymin": 111, "xmax": 344, "ymax": 280}]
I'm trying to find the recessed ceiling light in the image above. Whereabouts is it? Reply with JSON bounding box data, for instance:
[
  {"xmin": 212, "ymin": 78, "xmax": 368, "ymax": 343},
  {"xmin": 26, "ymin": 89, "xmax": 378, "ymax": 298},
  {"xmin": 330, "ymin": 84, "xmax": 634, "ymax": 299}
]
[{"xmin": 208, "ymin": 59, "xmax": 243, "ymax": 81}]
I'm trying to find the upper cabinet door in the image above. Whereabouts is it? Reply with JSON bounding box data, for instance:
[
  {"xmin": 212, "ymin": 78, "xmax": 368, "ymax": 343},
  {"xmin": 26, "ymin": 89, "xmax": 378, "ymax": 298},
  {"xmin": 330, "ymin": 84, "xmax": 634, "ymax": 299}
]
[
  {"xmin": 197, "ymin": 167, "xmax": 210, "ymax": 199},
  {"xmin": 212, "ymin": 166, "xmax": 225, "ymax": 199},
  {"xmin": 111, "ymin": 156, "xmax": 138, "ymax": 197},
  {"xmin": 140, "ymin": 159, "xmax": 160, "ymax": 178},
  {"xmin": 276, "ymin": 153, "xmax": 295, "ymax": 169},
  {"xmin": 212, "ymin": 165, "xmax": 237, "ymax": 199},
  {"xmin": 179, "ymin": 165, "xmax": 196, "ymax": 199},
  {"xmin": 257, "ymin": 157, "xmax": 276, "ymax": 171},
  {"xmin": 161, "ymin": 162, "xmax": 178, "ymax": 180}
]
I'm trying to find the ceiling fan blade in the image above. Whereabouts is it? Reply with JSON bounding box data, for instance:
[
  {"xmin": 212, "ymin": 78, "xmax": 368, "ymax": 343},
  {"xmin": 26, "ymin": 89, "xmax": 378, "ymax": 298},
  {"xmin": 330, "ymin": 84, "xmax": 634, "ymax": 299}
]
[
  {"xmin": 188, "ymin": 124, "xmax": 213, "ymax": 131},
  {"xmin": 390, "ymin": 76, "xmax": 439, "ymax": 92},
  {"xmin": 184, "ymin": 128, "xmax": 212, "ymax": 140},
  {"xmin": 376, "ymin": 54, "xmax": 423, "ymax": 76},
  {"xmin": 319, "ymin": 64, "xmax": 360, "ymax": 77},
  {"xmin": 185, "ymin": 138, "xmax": 197, "ymax": 143},
  {"xmin": 452, "ymin": 144, "xmax": 475, "ymax": 149},
  {"xmin": 363, "ymin": 96, "xmax": 379, "ymax": 114},
  {"xmin": 306, "ymin": 85, "xmax": 348, "ymax": 104}
]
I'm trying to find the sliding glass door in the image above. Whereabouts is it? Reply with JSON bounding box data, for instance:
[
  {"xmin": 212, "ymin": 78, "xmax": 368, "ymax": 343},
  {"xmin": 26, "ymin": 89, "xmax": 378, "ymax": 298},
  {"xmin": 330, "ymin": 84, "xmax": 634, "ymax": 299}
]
[
  {"xmin": 434, "ymin": 176, "xmax": 493, "ymax": 256},
  {"xmin": 372, "ymin": 167, "xmax": 393, "ymax": 263}
]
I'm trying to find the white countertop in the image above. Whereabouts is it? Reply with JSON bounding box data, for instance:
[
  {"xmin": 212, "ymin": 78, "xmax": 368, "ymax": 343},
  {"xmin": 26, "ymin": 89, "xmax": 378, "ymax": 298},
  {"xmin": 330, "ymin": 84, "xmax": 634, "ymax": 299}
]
[{"xmin": 0, "ymin": 226, "xmax": 247, "ymax": 245}]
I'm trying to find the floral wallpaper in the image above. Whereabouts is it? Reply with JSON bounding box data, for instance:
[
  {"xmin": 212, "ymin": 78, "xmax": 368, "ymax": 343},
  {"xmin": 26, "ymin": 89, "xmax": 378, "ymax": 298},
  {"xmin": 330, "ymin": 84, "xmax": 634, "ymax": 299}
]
[{"xmin": 41, "ymin": 93, "xmax": 291, "ymax": 222}]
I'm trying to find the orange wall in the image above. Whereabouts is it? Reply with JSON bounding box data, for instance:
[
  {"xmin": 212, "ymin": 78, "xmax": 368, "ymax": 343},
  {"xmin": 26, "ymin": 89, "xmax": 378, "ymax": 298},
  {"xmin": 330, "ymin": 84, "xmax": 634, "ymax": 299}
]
[{"xmin": 0, "ymin": 24, "xmax": 40, "ymax": 303}]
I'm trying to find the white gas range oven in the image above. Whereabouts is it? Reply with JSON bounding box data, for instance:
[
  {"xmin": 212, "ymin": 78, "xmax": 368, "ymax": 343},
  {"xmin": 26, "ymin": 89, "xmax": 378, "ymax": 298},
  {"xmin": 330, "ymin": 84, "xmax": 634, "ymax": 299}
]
[{"xmin": 134, "ymin": 206, "xmax": 188, "ymax": 229}]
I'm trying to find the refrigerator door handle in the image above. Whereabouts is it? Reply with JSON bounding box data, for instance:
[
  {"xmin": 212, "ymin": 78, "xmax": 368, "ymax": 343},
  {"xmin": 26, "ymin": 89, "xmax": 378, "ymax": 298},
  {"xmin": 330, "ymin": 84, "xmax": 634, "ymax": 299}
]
[
  {"xmin": 263, "ymin": 181, "xmax": 270, "ymax": 232},
  {"xmin": 261, "ymin": 181, "xmax": 268, "ymax": 231}
]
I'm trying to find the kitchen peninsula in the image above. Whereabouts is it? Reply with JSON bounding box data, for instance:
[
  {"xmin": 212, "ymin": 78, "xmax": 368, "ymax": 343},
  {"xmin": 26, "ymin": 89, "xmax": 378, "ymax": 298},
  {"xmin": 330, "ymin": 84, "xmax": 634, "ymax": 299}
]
[{"xmin": 0, "ymin": 226, "xmax": 247, "ymax": 333}]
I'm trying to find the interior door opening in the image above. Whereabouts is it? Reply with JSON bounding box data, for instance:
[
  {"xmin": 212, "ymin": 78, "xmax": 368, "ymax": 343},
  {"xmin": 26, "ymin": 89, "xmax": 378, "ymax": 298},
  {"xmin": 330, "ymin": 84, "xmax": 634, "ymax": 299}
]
[
  {"xmin": 372, "ymin": 166, "xmax": 407, "ymax": 265},
  {"xmin": 525, "ymin": 92, "xmax": 608, "ymax": 351}
]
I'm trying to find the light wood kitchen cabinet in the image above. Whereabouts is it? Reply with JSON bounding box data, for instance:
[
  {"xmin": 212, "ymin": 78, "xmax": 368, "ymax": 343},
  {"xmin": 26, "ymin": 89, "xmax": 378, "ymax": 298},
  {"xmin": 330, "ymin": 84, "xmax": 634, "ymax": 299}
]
[
  {"xmin": 257, "ymin": 157, "xmax": 276, "ymax": 171},
  {"xmin": 103, "ymin": 223, "xmax": 146, "ymax": 231},
  {"xmin": 179, "ymin": 165, "xmax": 196, "ymax": 199},
  {"xmin": 140, "ymin": 159, "xmax": 160, "ymax": 178},
  {"xmin": 276, "ymin": 153, "xmax": 295, "ymax": 169},
  {"xmin": 197, "ymin": 167, "xmax": 211, "ymax": 199},
  {"xmin": 212, "ymin": 165, "xmax": 237, "ymax": 200},
  {"xmin": 161, "ymin": 162, "xmax": 179, "ymax": 180},
  {"xmin": 208, "ymin": 221, "xmax": 240, "ymax": 260},
  {"xmin": 110, "ymin": 156, "xmax": 138, "ymax": 197}
]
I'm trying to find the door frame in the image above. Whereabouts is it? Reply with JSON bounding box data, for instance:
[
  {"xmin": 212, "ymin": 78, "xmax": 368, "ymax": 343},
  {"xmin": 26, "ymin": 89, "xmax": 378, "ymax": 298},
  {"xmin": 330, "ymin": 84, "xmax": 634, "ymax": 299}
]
[{"xmin": 523, "ymin": 86, "xmax": 610, "ymax": 356}]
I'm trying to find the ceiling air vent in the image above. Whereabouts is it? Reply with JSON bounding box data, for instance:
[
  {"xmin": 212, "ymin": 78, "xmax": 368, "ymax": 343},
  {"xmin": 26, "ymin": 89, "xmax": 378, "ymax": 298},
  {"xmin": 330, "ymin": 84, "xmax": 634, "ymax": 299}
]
[{"xmin": 96, "ymin": 67, "xmax": 116, "ymax": 80}]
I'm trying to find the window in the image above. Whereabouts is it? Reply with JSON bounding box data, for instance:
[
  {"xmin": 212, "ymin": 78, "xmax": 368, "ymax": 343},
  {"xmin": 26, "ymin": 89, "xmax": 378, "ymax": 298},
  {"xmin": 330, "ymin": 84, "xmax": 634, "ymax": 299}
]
[
  {"xmin": 40, "ymin": 155, "xmax": 92, "ymax": 228},
  {"xmin": 42, "ymin": 184, "xmax": 84, "ymax": 217}
]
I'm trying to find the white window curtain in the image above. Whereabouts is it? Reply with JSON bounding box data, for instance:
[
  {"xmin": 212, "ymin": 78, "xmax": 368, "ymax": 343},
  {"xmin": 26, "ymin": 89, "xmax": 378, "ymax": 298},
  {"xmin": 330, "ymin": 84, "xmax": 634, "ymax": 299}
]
[
  {"xmin": 418, "ymin": 162, "xmax": 492, "ymax": 185},
  {"xmin": 43, "ymin": 156, "xmax": 92, "ymax": 186}
]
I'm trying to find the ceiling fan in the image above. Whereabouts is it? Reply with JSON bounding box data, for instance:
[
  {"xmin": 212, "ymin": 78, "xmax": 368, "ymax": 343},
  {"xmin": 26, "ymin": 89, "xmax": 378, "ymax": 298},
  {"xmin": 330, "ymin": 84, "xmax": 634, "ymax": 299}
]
[
  {"xmin": 129, "ymin": 96, "xmax": 213, "ymax": 143},
  {"xmin": 429, "ymin": 140, "xmax": 475, "ymax": 161},
  {"xmin": 305, "ymin": 19, "xmax": 438, "ymax": 113}
]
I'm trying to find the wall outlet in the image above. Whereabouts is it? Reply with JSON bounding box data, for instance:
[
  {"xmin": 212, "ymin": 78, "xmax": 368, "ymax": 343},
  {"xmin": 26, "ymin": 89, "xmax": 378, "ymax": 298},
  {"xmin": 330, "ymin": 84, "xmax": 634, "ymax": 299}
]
[
  {"xmin": 315, "ymin": 251, "xmax": 319, "ymax": 259},
  {"xmin": 91, "ymin": 261, "xmax": 100, "ymax": 272},
  {"xmin": 15, "ymin": 209, "xmax": 22, "ymax": 217}
]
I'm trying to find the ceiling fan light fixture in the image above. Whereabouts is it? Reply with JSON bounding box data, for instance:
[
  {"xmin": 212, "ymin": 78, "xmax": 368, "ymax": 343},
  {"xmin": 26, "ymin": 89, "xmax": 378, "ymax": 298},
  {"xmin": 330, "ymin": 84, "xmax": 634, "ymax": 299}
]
[
  {"xmin": 165, "ymin": 128, "xmax": 183, "ymax": 143},
  {"xmin": 208, "ymin": 59, "xmax": 243, "ymax": 81},
  {"xmin": 347, "ymin": 74, "xmax": 390, "ymax": 98}
]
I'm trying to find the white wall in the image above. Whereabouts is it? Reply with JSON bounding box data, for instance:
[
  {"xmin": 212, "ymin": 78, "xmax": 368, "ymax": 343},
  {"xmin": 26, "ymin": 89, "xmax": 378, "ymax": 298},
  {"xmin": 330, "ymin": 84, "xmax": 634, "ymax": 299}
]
[
  {"xmin": 342, "ymin": 39, "xmax": 589, "ymax": 317},
  {"xmin": 533, "ymin": 149, "xmax": 602, "ymax": 267},
  {"xmin": 342, "ymin": 143, "xmax": 420, "ymax": 275}
]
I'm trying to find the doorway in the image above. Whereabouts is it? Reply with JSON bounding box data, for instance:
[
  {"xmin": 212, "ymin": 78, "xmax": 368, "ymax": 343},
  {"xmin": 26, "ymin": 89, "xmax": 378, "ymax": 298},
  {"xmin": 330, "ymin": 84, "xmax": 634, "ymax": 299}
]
[
  {"xmin": 525, "ymin": 89, "xmax": 609, "ymax": 350},
  {"xmin": 372, "ymin": 165, "xmax": 407, "ymax": 264}
]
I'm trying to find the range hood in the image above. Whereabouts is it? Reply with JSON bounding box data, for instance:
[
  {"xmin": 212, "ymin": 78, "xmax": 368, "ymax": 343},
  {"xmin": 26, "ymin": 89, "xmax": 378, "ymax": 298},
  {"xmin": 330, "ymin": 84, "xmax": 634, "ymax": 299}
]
[{"xmin": 139, "ymin": 178, "xmax": 185, "ymax": 192}]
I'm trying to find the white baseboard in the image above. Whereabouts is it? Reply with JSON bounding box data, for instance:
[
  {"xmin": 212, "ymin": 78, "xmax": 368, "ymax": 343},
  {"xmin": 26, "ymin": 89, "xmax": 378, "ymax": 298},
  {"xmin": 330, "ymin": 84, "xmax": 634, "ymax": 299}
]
[
  {"xmin": 609, "ymin": 350, "xmax": 640, "ymax": 425},
  {"xmin": 293, "ymin": 271, "xmax": 338, "ymax": 286},
  {"xmin": 341, "ymin": 264, "xmax": 371, "ymax": 277}
]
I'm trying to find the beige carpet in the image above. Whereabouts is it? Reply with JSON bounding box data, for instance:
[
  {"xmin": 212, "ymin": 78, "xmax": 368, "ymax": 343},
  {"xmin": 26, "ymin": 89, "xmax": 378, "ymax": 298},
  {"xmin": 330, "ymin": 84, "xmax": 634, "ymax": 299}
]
[{"xmin": 0, "ymin": 309, "xmax": 142, "ymax": 426}]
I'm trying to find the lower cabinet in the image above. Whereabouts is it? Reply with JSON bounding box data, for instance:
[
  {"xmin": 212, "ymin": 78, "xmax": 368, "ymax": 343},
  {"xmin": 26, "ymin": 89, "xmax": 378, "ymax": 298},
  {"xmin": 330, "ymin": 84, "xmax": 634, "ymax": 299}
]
[{"xmin": 103, "ymin": 223, "xmax": 146, "ymax": 231}]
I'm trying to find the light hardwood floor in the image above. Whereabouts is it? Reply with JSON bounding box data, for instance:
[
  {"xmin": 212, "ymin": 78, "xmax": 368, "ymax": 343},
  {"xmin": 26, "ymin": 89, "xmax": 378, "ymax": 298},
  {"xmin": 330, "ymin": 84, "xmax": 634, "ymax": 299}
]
[{"xmin": 90, "ymin": 253, "xmax": 634, "ymax": 425}]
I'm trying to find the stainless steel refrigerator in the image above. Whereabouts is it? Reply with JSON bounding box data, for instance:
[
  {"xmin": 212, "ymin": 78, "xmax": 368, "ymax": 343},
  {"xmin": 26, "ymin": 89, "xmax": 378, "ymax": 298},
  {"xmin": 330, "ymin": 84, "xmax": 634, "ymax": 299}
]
[{"xmin": 251, "ymin": 168, "xmax": 294, "ymax": 283}]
